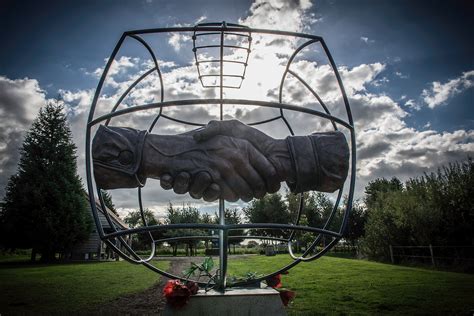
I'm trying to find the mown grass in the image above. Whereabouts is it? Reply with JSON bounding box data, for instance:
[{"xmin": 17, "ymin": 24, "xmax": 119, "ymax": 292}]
[
  {"xmin": 0, "ymin": 260, "xmax": 169, "ymax": 314},
  {"xmin": 227, "ymin": 255, "xmax": 474, "ymax": 315},
  {"xmin": 1, "ymin": 254, "xmax": 473, "ymax": 315}
]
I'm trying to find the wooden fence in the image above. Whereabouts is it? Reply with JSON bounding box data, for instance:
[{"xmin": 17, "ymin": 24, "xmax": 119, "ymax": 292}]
[{"xmin": 389, "ymin": 245, "xmax": 474, "ymax": 267}]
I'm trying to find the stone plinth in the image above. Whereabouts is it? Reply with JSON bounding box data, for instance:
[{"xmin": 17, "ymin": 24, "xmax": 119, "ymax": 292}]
[{"xmin": 163, "ymin": 287, "xmax": 287, "ymax": 316}]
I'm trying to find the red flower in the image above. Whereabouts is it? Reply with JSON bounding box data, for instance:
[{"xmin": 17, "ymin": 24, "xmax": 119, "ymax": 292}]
[
  {"xmin": 186, "ymin": 281, "xmax": 199, "ymax": 295},
  {"xmin": 163, "ymin": 280, "xmax": 191, "ymax": 309},
  {"xmin": 266, "ymin": 274, "xmax": 282, "ymax": 288},
  {"xmin": 279, "ymin": 290, "xmax": 296, "ymax": 306}
]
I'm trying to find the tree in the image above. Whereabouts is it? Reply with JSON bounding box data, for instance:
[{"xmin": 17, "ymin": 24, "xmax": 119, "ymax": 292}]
[
  {"xmin": 364, "ymin": 177, "xmax": 403, "ymax": 209},
  {"xmin": 0, "ymin": 101, "xmax": 91, "ymax": 261},
  {"xmin": 214, "ymin": 208, "xmax": 246, "ymax": 253},
  {"xmin": 361, "ymin": 160, "xmax": 474, "ymax": 263},
  {"xmin": 124, "ymin": 208, "xmax": 160, "ymax": 250},
  {"xmin": 344, "ymin": 200, "xmax": 367, "ymax": 247},
  {"xmin": 243, "ymin": 193, "xmax": 290, "ymax": 241},
  {"xmin": 101, "ymin": 190, "xmax": 118, "ymax": 216},
  {"xmin": 163, "ymin": 203, "xmax": 205, "ymax": 256}
]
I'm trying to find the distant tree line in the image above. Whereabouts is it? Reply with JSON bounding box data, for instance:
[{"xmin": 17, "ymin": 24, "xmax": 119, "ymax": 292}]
[
  {"xmin": 124, "ymin": 203, "xmax": 246, "ymax": 256},
  {"xmin": 360, "ymin": 159, "xmax": 473, "ymax": 263},
  {"xmin": 122, "ymin": 190, "xmax": 367, "ymax": 257}
]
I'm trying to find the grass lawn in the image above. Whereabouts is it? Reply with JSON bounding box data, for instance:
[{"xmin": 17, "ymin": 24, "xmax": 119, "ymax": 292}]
[
  {"xmin": 0, "ymin": 259, "xmax": 169, "ymax": 314},
  {"xmin": 227, "ymin": 255, "xmax": 474, "ymax": 315}
]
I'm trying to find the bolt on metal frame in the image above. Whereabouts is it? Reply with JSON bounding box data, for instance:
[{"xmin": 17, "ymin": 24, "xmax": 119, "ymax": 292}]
[{"xmin": 86, "ymin": 21, "xmax": 356, "ymax": 290}]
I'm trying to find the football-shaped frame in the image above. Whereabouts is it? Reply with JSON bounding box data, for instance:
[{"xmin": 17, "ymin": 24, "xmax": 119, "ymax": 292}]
[{"xmin": 85, "ymin": 21, "xmax": 356, "ymax": 289}]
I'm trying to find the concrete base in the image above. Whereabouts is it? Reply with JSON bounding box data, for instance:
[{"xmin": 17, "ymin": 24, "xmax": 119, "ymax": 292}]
[{"xmin": 163, "ymin": 287, "xmax": 287, "ymax": 316}]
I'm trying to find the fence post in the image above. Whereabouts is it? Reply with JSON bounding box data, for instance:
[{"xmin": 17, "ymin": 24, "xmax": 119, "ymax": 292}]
[
  {"xmin": 429, "ymin": 244, "xmax": 435, "ymax": 266},
  {"xmin": 389, "ymin": 245, "xmax": 394, "ymax": 264}
]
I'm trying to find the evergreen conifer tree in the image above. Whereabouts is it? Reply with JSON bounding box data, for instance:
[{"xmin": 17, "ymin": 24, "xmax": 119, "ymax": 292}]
[{"xmin": 0, "ymin": 101, "xmax": 91, "ymax": 261}]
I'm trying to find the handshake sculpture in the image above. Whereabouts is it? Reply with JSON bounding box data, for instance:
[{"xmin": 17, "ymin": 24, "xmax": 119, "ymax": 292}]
[{"xmin": 92, "ymin": 120, "xmax": 349, "ymax": 202}]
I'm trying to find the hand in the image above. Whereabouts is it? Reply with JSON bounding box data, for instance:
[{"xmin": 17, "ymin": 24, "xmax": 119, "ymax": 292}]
[
  {"xmin": 142, "ymin": 133, "xmax": 280, "ymax": 202},
  {"xmin": 158, "ymin": 120, "xmax": 292, "ymax": 198},
  {"xmin": 159, "ymin": 171, "xmax": 221, "ymax": 202},
  {"xmin": 193, "ymin": 120, "xmax": 294, "ymax": 183}
]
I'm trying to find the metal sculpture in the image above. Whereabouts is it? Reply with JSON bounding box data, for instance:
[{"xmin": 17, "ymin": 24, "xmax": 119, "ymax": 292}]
[{"xmin": 86, "ymin": 21, "xmax": 356, "ymax": 290}]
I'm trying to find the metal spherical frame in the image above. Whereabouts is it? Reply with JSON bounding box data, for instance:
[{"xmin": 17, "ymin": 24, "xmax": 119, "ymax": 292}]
[{"xmin": 85, "ymin": 22, "xmax": 356, "ymax": 289}]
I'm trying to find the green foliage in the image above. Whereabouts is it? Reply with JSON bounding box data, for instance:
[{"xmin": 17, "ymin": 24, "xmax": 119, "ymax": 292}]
[
  {"xmin": 0, "ymin": 101, "xmax": 91, "ymax": 261},
  {"xmin": 344, "ymin": 200, "xmax": 367, "ymax": 246},
  {"xmin": 246, "ymin": 240, "xmax": 258, "ymax": 248},
  {"xmin": 161, "ymin": 204, "xmax": 249, "ymax": 256},
  {"xmin": 213, "ymin": 208, "xmax": 246, "ymax": 248},
  {"xmin": 243, "ymin": 193, "xmax": 290, "ymax": 238},
  {"xmin": 164, "ymin": 203, "xmax": 207, "ymax": 256},
  {"xmin": 364, "ymin": 177, "xmax": 403, "ymax": 209},
  {"xmin": 183, "ymin": 256, "xmax": 216, "ymax": 282},
  {"xmin": 124, "ymin": 208, "xmax": 160, "ymax": 250},
  {"xmin": 361, "ymin": 159, "xmax": 474, "ymax": 262}
]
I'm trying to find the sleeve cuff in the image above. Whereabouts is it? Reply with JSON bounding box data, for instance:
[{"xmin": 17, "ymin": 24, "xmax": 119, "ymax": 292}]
[{"xmin": 285, "ymin": 131, "xmax": 349, "ymax": 193}]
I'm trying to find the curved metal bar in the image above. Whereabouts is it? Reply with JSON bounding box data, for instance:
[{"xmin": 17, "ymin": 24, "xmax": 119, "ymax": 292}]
[
  {"xmin": 278, "ymin": 39, "xmax": 319, "ymax": 104},
  {"xmin": 97, "ymin": 187, "xmax": 156, "ymax": 263},
  {"xmin": 154, "ymin": 235, "xmax": 288, "ymax": 244},
  {"xmin": 102, "ymin": 223, "xmax": 342, "ymax": 240},
  {"xmin": 278, "ymin": 39, "xmax": 318, "ymax": 138},
  {"xmin": 97, "ymin": 189, "xmax": 144, "ymax": 264},
  {"xmin": 138, "ymin": 187, "xmax": 157, "ymax": 260},
  {"xmin": 194, "ymin": 44, "xmax": 250, "ymax": 52},
  {"xmin": 279, "ymin": 39, "xmax": 340, "ymax": 257},
  {"xmin": 192, "ymin": 31, "xmax": 205, "ymax": 87},
  {"xmin": 197, "ymin": 60, "xmax": 247, "ymax": 65},
  {"xmin": 126, "ymin": 26, "xmax": 322, "ymax": 41},
  {"xmin": 288, "ymin": 188, "xmax": 344, "ymax": 261},
  {"xmin": 320, "ymin": 38, "xmax": 356, "ymax": 235},
  {"xmin": 88, "ymin": 99, "xmax": 354, "ymax": 130},
  {"xmin": 287, "ymin": 69, "xmax": 337, "ymax": 130},
  {"xmin": 86, "ymin": 32, "xmax": 128, "ymax": 240},
  {"xmin": 231, "ymin": 237, "xmax": 341, "ymax": 288},
  {"xmin": 194, "ymin": 32, "xmax": 251, "ymax": 38},
  {"xmin": 196, "ymin": 22, "xmax": 250, "ymax": 28},
  {"xmin": 200, "ymin": 74, "xmax": 244, "ymax": 78},
  {"xmin": 128, "ymin": 34, "xmax": 164, "ymax": 103},
  {"xmin": 104, "ymin": 67, "xmax": 157, "ymax": 126},
  {"xmin": 288, "ymin": 37, "xmax": 358, "ymax": 262},
  {"xmin": 279, "ymin": 114, "xmax": 295, "ymax": 138},
  {"xmin": 227, "ymin": 235, "xmax": 287, "ymax": 242},
  {"xmin": 160, "ymin": 114, "xmax": 206, "ymax": 127},
  {"xmin": 287, "ymin": 191, "xmax": 305, "ymax": 243},
  {"xmin": 148, "ymin": 113, "xmax": 162, "ymax": 133},
  {"xmin": 247, "ymin": 115, "xmax": 282, "ymax": 126},
  {"xmin": 150, "ymin": 113, "xmax": 282, "ymax": 131}
]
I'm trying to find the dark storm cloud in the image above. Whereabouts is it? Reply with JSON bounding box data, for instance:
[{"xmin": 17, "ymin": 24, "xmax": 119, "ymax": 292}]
[
  {"xmin": 0, "ymin": 76, "xmax": 46, "ymax": 196},
  {"xmin": 357, "ymin": 142, "xmax": 391, "ymax": 160}
]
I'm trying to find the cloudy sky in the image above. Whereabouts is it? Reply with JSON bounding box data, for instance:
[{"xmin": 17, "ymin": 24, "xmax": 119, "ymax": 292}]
[{"xmin": 0, "ymin": 0, "xmax": 473, "ymax": 218}]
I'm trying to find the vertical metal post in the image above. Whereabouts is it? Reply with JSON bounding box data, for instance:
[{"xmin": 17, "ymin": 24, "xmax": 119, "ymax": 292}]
[
  {"xmin": 389, "ymin": 245, "xmax": 394, "ymax": 264},
  {"xmin": 219, "ymin": 21, "xmax": 225, "ymax": 116},
  {"xmin": 218, "ymin": 199, "xmax": 227, "ymax": 290},
  {"xmin": 218, "ymin": 21, "xmax": 227, "ymax": 290},
  {"xmin": 429, "ymin": 244, "xmax": 435, "ymax": 266}
]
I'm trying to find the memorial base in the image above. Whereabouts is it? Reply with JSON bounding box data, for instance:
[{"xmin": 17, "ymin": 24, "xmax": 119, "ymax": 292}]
[{"xmin": 163, "ymin": 287, "xmax": 287, "ymax": 316}]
